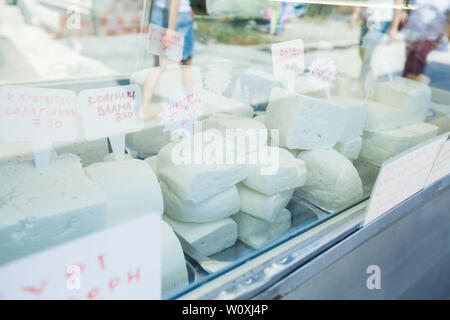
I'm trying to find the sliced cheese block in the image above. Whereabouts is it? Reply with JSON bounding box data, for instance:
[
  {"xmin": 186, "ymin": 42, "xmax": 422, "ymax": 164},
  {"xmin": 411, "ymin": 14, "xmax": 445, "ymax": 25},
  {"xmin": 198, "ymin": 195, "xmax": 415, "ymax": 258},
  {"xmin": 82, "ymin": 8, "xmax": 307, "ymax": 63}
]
[
  {"xmin": 334, "ymin": 136, "xmax": 362, "ymax": 160},
  {"xmin": 296, "ymin": 149, "xmax": 363, "ymax": 213},
  {"xmin": 0, "ymin": 138, "xmax": 58, "ymax": 163},
  {"xmin": 0, "ymin": 154, "xmax": 108, "ymax": 265},
  {"xmin": 375, "ymin": 77, "xmax": 431, "ymax": 126},
  {"xmin": 242, "ymin": 146, "xmax": 306, "ymax": 195},
  {"xmin": 401, "ymin": 122, "xmax": 439, "ymax": 144},
  {"xmin": 85, "ymin": 159, "xmax": 163, "ymax": 225},
  {"xmin": 364, "ymin": 101, "xmax": 400, "ymax": 132},
  {"xmin": 103, "ymin": 153, "xmax": 133, "ymax": 162},
  {"xmin": 202, "ymin": 113, "xmax": 268, "ymax": 153},
  {"xmin": 327, "ymin": 96, "xmax": 368, "ymax": 142},
  {"xmin": 236, "ymin": 183, "xmax": 294, "ymax": 222},
  {"xmin": 161, "ymin": 221, "xmax": 189, "ymax": 299},
  {"xmin": 164, "ymin": 216, "xmax": 237, "ymax": 256},
  {"xmin": 232, "ymin": 208, "xmax": 291, "ymax": 249},
  {"xmin": 157, "ymin": 131, "xmax": 247, "ymax": 203},
  {"xmin": 359, "ymin": 128, "xmax": 418, "ymax": 166},
  {"xmin": 161, "ymin": 180, "xmax": 240, "ymax": 223},
  {"xmin": 426, "ymin": 114, "xmax": 450, "ymax": 135},
  {"xmin": 144, "ymin": 155, "xmax": 159, "ymax": 180},
  {"xmin": 265, "ymin": 88, "xmax": 346, "ymax": 149}
]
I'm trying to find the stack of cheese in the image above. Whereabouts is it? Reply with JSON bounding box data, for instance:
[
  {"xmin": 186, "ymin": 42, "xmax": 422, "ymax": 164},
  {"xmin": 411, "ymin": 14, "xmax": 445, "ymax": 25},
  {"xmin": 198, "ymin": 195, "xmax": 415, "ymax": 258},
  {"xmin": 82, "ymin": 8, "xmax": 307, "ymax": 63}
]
[
  {"xmin": 265, "ymin": 88, "xmax": 364, "ymax": 213},
  {"xmin": 201, "ymin": 114, "xmax": 307, "ymax": 249},
  {"xmin": 154, "ymin": 128, "xmax": 247, "ymax": 256},
  {"xmin": 357, "ymin": 78, "xmax": 439, "ymax": 182},
  {"xmin": 127, "ymin": 65, "xmax": 253, "ymax": 158}
]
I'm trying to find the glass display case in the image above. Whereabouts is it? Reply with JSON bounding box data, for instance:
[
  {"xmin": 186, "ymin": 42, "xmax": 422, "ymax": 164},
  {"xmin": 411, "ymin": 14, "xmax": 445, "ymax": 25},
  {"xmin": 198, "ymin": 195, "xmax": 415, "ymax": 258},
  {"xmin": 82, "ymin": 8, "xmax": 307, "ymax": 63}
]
[{"xmin": 0, "ymin": 0, "xmax": 449, "ymax": 299}]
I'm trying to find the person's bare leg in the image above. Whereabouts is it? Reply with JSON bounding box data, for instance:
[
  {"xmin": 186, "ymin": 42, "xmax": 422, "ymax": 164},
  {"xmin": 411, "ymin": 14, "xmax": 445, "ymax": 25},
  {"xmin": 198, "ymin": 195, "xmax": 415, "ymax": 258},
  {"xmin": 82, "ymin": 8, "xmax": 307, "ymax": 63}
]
[
  {"xmin": 181, "ymin": 57, "xmax": 193, "ymax": 89},
  {"xmin": 140, "ymin": 57, "xmax": 170, "ymax": 119}
]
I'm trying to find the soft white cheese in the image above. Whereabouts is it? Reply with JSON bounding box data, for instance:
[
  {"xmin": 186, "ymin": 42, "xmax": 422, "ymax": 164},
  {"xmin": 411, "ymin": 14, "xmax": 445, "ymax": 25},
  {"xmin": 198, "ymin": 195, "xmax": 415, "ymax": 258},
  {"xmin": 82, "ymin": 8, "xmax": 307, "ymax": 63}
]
[
  {"xmin": 85, "ymin": 159, "xmax": 163, "ymax": 225},
  {"xmin": 327, "ymin": 96, "xmax": 368, "ymax": 142},
  {"xmin": 242, "ymin": 146, "xmax": 306, "ymax": 195},
  {"xmin": 236, "ymin": 183, "xmax": 294, "ymax": 222},
  {"xmin": 375, "ymin": 77, "xmax": 431, "ymax": 126},
  {"xmin": 331, "ymin": 76, "xmax": 364, "ymax": 99},
  {"xmin": 401, "ymin": 122, "xmax": 439, "ymax": 144},
  {"xmin": 265, "ymin": 88, "xmax": 346, "ymax": 149},
  {"xmin": 359, "ymin": 128, "xmax": 418, "ymax": 166},
  {"xmin": 163, "ymin": 216, "xmax": 237, "ymax": 256},
  {"xmin": 0, "ymin": 154, "xmax": 108, "ymax": 265},
  {"xmin": 202, "ymin": 113, "xmax": 268, "ymax": 153},
  {"xmin": 161, "ymin": 221, "xmax": 189, "ymax": 299},
  {"xmin": 334, "ymin": 136, "xmax": 362, "ymax": 160},
  {"xmin": 364, "ymin": 101, "xmax": 400, "ymax": 132},
  {"xmin": 354, "ymin": 160, "xmax": 381, "ymax": 195},
  {"xmin": 0, "ymin": 139, "xmax": 58, "ymax": 163},
  {"xmin": 202, "ymin": 90, "xmax": 253, "ymax": 118},
  {"xmin": 296, "ymin": 149, "xmax": 363, "ymax": 213},
  {"xmin": 144, "ymin": 155, "xmax": 159, "ymax": 180},
  {"xmin": 232, "ymin": 208, "xmax": 291, "ymax": 249},
  {"xmin": 161, "ymin": 181, "xmax": 240, "ymax": 223}
]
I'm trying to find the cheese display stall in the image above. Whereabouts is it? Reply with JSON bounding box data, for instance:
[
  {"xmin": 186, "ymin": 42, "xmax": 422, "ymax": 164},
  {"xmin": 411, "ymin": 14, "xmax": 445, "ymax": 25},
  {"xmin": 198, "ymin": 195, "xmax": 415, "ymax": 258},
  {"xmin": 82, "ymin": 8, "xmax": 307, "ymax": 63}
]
[{"xmin": 0, "ymin": 0, "xmax": 449, "ymax": 300}]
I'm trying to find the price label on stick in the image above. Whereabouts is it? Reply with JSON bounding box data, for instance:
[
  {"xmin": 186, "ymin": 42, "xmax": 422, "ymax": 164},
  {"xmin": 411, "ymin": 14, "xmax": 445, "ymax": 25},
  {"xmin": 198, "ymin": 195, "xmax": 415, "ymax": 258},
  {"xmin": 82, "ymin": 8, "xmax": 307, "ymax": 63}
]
[
  {"xmin": 308, "ymin": 57, "xmax": 337, "ymax": 98},
  {"xmin": 0, "ymin": 86, "xmax": 78, "ymax": 168},
  {"xmin": 272, "ymin": 39, "xmax": 304, "ymax": 91},
  {"xmin": 147, "ymin": 24, "xmax": 184, "ymax": 62},
  {"xmin": 79, "ymin": 85, "xmax": 143, "ymax": 161}
]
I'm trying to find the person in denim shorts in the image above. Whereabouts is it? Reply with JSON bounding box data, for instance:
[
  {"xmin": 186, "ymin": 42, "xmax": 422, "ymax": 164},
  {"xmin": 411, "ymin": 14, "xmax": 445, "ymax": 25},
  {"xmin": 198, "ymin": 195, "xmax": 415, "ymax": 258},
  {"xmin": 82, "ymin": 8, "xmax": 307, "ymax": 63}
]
[{"xmin": 141, "ymin": 0, "xmax": 195, "ymax": 119}]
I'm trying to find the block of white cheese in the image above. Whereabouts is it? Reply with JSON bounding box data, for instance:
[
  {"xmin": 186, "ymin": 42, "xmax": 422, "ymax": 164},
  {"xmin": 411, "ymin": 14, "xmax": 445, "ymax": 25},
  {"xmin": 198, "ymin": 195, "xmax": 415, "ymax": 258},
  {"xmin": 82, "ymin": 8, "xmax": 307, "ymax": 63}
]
[
  {"xmin": 296, "ymin": 149, "xmax": 363, "ymax": 213},
  {"xmin": 202, "ymin": 113, "xmax": 268, "ymax": 153},
  {"xmin": 144, "ymin": 155, "xmax": 159, "ymax": 180},
  {"xmin": 103, "ymin": 153, "xmax": 133, "ymax": 162},
  {"xmin": 54, "ymin": 119, "xmax": 109, "ymax": 167},
  {"xmin": 0, "ymin": 139, "xmax": 58, "ymax": 163},
  {"xmin": 161, "ymin": 180, "xmax": 240, "ymax": 223},
  {"xmin": 327, "ymin": 96, "xmax": 368, "ymax": 142},
  {"xmin": 0, "ymin": 154, "xmax": 108, "ymax": 265},
  {"xmin": 242, "ymin": 146, "xmax": 306, "ymax": 195},
  {"xmin": 237, "ymin": 184, "xmax": 294, "ymax": 222},
  {"xmin": 375, "ymin": 77, "xmax": 431, "ymax": 126},
  {"xmin": 161, "ymin": 221, "xmax": 189, "ymax": 299},
  {"xmin": 163, "ymin": 216, "xmax": 237, "ymax": 256},
  {"xmin": 285, "ymin": 148, "xmax": 300, "ymax": 158},
  {"xmin": 334, "ymin": 136, "xmax": 362, "ymax": 160},
  {"xmin": 202, "ymin": 90, "xmax": 253, "ymax": 118},
  {"xmin": 232, "ymin": 208, "xmax": 291, "ymax": 249},
  {"xmin": 401, "ymin": 122, "xmax": 439, "ymax": 144},
  {"xmin": 265, "ymin": 88, "xmax": 346, "ymax": 149},
  {"xmin": 295, "ymin": 74, "xmax": 328, "ymax": 98},
  {"xmin": 364, "ymin": 101, "xmax": 400, "ymax": 132},
  {"xmin": 359, "ymin": 128, "xmax": 418, "ymax": 166},
  {"xmin": 157, "ymin": 131, "xmax": 247, "ymax": 202},
  {"xmin": 85, "ymin": 159, "xmax": 163, "ymax": 225}
]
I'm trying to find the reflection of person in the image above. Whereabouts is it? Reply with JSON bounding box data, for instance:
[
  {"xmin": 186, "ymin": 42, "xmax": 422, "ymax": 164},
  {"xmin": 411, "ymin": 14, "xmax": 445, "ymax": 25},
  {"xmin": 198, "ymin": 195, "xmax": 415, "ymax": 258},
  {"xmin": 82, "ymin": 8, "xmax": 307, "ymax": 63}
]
[
  {"xmin": 402, "ymin": 0, "xmax": 450, "ymax": 82},
  {"xmin": 351, "ymin": 0, "xmax": 402, "ymax": 79},
  {"xmin": 141, "ymin": 0, "xmax": 194, "ymax": 119}
]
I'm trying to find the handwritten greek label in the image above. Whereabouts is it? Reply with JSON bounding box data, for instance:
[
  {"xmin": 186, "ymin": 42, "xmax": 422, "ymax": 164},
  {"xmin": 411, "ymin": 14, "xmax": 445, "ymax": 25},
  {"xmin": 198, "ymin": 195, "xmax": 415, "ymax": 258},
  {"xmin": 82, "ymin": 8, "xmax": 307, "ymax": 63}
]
[
  {"xmin": 147, "ymin": 24, "xmax": 184, "ymax": 62},
  {"xmin": 272, "ymin": 39, "xmax": 305, "ymax": 76},
  {"xmin": 0, "ymin": 214, "xmax": 161, "ymax": 300},
  {"xmin": 159, "ymin": 87, "xmax": 203, "ymax": 136},
  {"xmin": 79, "ymin": 85, "xmax": 143, "ymax": 140},
  {"xmin": 0, "ymin": 86, "xmax": 78, "ymax": 167},
  {"xmin": 363, "ymin": 133, "xmax": 449, "ymax": 226},
  {"xmin": 308, "ymin": 57, "xmax": 337, "ymax": 97},
  {"xmin": 425, "ymin": 139, "xmax": 450, "ymax": 186}
]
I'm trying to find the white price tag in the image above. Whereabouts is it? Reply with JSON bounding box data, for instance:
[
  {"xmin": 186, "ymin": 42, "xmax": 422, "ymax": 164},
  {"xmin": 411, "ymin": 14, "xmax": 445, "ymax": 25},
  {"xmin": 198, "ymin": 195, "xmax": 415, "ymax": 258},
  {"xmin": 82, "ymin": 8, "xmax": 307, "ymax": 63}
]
[
  {"xmin": 272, "ymin": 39, "xmax": 305, "ymax": 91},
  {"xmin": 0, "ymin": 214, "xmax": 161, "ymax": 300},
  {"xmin": 0, "ymin": 86, "xmax": 78, "ymax": 168},
  {"xmin": 79, "ymin": 85, "xmax": 143, "ymax": 160},
  {"xmin": 147, "ymin": 24, "xmax": 184, "ymax": 62},
  {"xmin": 363, "ymin": 133, "xmax": 449, "ymax": 226},
  {"xmin": 425, "ymin": 138, "xmax": 450, "ymax": 186}
]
